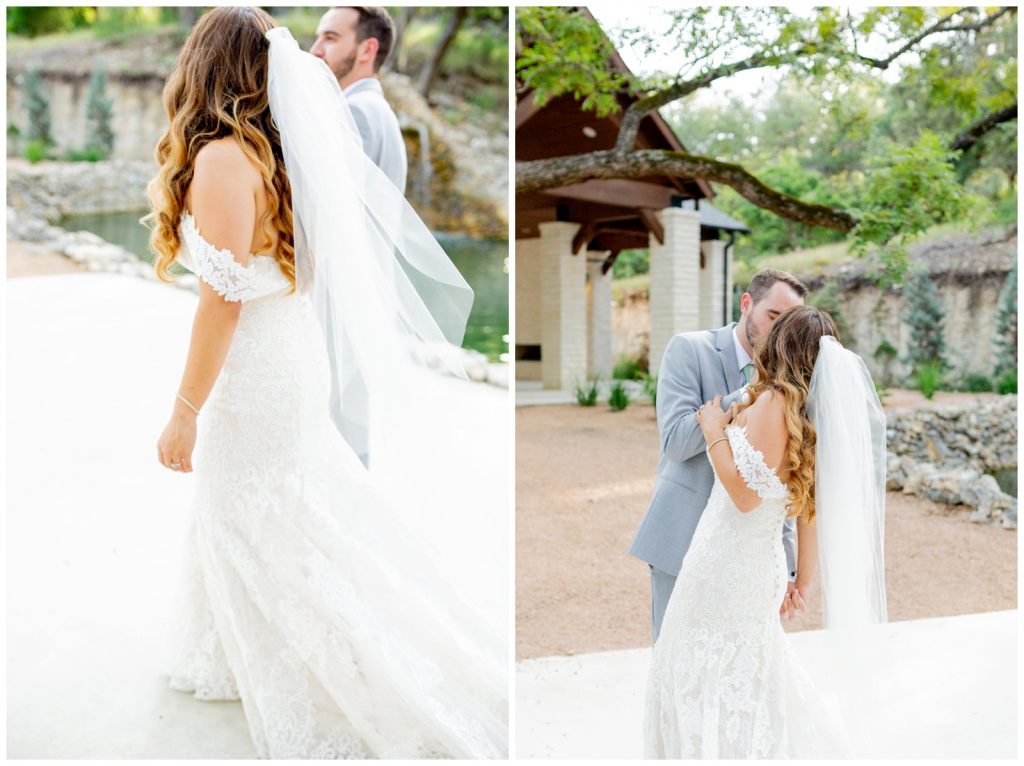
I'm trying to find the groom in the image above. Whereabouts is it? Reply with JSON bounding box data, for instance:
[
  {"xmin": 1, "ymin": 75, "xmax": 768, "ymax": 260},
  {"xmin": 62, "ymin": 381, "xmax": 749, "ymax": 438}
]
[
  {"xmin": 630, "ymin": 268, "xmax": 808, "ymax": 641},
  {"xmin": 311, "ymin": 6, "xmax": 408, "ymax": 192}
]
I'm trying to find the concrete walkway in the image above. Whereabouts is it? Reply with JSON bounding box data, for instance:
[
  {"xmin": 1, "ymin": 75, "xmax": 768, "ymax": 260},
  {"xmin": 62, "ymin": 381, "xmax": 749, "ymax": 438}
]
[
  {"xmin": 516, "ymin": 609, "xmax": 1017, "ymax": 759},
  {"xmin": 7, "ymin": 273, "xmax": 508, "ymax": 758}
]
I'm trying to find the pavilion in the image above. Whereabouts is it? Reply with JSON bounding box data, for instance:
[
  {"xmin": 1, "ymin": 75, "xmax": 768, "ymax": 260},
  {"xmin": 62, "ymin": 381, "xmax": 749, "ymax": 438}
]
[{"xmin": 516, "ymin": 18, "xmax": 749, "ymax": 389}]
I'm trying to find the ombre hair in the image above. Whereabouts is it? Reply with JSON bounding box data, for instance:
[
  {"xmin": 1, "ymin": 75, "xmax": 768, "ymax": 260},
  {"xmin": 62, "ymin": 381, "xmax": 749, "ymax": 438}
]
[
  {"xmin": 144, "ymin": 6, "xmax": 295, "ymax": 291},
  {"xmin": 737, "ymin": 305, "xmax": 840, "ymax": 523}
]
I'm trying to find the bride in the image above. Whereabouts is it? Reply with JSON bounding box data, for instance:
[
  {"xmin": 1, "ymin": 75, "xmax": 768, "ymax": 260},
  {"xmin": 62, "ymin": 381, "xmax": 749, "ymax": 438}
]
[
  {"xmin": 146, "ymin": 7, "xmax": 505, "ymax": 759},
  {"xmin": 644, "ymin": 305, "xmax": 887, "ymax": 758}
]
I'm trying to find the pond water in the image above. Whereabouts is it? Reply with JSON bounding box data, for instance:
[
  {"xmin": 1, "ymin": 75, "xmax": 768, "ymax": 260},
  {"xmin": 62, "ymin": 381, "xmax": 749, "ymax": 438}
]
[
  {"xmin": 988, "ymin": 467, "xmax": 1017, "ymax": 498},
  {"xmin": 60, "ymin": 211, "xmax": 509, "ymax": 362}
]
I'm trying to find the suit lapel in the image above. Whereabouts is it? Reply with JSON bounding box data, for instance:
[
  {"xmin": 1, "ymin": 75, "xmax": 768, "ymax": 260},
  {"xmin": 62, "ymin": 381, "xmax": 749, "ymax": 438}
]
[{"xmin": 715, "ymin": 323, "xmax": 742, "ymax": 391}]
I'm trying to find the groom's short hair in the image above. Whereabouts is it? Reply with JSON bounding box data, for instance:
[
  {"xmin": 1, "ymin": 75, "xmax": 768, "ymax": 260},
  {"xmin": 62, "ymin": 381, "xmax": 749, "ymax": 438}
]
[
  {"xmin": 746, "ymin": 269, "xmax": 808, "ymax": 304},
  {"xmin": 338, "ymin": 6, "xmax": 396, "ymax": 71}
]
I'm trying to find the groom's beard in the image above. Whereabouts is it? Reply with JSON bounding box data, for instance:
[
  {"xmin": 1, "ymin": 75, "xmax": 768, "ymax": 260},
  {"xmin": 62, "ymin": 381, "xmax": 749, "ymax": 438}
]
[{"xmin": 328, "ymin": 50, "xmax": 357, "ymax": 83}]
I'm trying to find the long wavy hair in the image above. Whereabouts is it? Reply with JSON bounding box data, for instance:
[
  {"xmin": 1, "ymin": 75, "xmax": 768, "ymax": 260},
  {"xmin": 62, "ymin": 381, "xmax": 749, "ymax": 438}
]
[
  {"xmin": 143, "ymin": 6, "xmax": 295, "ymax": 291},
  {"xmin": 736, "ymin": 305, "xmax": 839, "ymax": 523}
]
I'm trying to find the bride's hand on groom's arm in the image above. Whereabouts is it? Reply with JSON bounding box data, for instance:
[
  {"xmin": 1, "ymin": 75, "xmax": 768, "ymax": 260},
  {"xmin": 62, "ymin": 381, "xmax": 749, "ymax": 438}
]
[{"xmin": 694, "ymin": 394, "xmax": 734, "ymax": 440}]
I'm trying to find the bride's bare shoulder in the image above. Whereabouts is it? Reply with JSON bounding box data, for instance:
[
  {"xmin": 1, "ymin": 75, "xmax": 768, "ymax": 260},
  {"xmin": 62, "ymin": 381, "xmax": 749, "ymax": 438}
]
[
  {"xmin": 193, "ymin": 138, "xmax": 263, "ymax": 185},
  {"xmin": 738, "ymin": 387, "xmax": 788, "ymax": 471}
]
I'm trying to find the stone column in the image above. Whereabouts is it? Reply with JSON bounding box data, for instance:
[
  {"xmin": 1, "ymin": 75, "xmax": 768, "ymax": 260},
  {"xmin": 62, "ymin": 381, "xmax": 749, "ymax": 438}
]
[
  {"xmin": 514, "ymin": 236, "xmax": 542, "ymax": 380},
  {"xmin": 539, "ymin": 221, "xmax": 586, "ymax": 390},
  {"xmin": 648, "ymin": 207, "xmax": 702, "ymax": 377},
  {"xmin": 586, "ymin": 255, "xmax": 613, "ymax": 378},
  {"xmin": 700, "ymin": 239, "xmax": 727, "ymax": 329}
]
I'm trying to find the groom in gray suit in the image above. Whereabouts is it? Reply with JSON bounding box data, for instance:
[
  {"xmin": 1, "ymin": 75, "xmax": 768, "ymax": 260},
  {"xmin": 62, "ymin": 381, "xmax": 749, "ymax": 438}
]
[{"xmin": 630, "ymin": 268, "xmax": 809, "ymax": 641}]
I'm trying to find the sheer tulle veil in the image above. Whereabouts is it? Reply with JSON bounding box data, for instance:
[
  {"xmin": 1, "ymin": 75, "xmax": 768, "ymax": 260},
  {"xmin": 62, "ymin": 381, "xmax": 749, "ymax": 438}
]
[
  {"xmin": 806, "ymin": 335, "xmax": 889, "ymax": 754},
  {"xmin": 263, "ymin": 26, "xmax": 507, "ymax": 752}
]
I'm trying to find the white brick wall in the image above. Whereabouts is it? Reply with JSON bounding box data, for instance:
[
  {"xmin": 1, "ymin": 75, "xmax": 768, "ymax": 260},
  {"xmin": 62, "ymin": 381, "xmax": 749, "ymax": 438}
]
[
  {"xmin": 538, "ymin": 222, "xmax": 586, "ymax": 389},
  {"xmin": 587, "ymin": 256, "xmax": 613, "ymax": 378},
  {"xmin": 648, "ymin": 208, "xmax": 701, "ymax": 377}
]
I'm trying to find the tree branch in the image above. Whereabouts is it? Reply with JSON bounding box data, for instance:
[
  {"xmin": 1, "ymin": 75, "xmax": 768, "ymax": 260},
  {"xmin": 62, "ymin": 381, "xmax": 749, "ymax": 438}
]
[
  {"xmin": 516, "ymin": 149, "xmax": 858, "ymax": 232},
  {"xmin": 949, "ymin": 102, "xmax": 1018, "ymax": 152}
]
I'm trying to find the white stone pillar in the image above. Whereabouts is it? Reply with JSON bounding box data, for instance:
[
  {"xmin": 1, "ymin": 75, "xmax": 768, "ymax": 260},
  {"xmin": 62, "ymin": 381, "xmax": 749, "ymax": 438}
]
[
  {"xmin": 514, "ymin": 236, "xmax": 543, "ymax": 380},
  {"xmin": 648, "ymin": 207, "xmax": 702, "ymax": 377},
  {"xmin": 700, "ymin": 239, "xmax": 727, "ymax": 329},
  {"xmin": 538, "ymin": 221, "xmax": 586, "ymax": 390},
  {"xmin": 724, "ymin": 240, "xmax": 735, "ymax": 325},
  {"xmin": 586, "ymin": 255, "xmax": 613, "ymax": 378}
]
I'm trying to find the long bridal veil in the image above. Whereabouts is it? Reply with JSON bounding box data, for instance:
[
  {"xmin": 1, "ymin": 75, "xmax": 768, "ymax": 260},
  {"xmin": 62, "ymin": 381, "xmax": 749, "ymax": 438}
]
[
  {"xmin": 264, "ymin": 26, "xmax": 506, "ymax": 753},
  {"xmin": 806, "ymin": 335, "xmax": 889, "ymax": 755}
]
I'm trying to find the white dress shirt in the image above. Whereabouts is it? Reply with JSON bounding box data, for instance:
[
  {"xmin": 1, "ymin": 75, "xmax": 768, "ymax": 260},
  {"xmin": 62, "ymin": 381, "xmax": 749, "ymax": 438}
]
[{"xmin": 343, "ymin": 77, "xmax": 408, "ymax": 194}]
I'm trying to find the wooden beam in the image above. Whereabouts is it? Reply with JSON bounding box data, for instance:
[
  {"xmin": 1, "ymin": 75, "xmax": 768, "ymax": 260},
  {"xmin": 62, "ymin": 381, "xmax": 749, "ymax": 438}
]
[
  {"xmin": 542, "ymin": 178, "xmax": 678, "ymax": 209},
  {"xmin": 516, "ymin": 92, "xmax": 543, "ymax": 130},
  {"xmin": 572, "ymin": 222, "xmax": 596, "ymax": 254},
  {"xmin": 638, "ymin": 208, "xmax": 664, "ymax": 244},
  {"xmin": 601, "ymin": 250, "xmax": 621, "ymax": 275}
]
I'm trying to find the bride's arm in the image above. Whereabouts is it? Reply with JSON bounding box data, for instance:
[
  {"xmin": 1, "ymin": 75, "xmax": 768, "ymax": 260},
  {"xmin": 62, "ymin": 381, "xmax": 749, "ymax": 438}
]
[
  {"xmin": 156, "ymin": 141, "xmax": 259, "ymax": 473},
  {"xmin": 699, "ymin": 389, "xmax": 787, "ymax": 513}
]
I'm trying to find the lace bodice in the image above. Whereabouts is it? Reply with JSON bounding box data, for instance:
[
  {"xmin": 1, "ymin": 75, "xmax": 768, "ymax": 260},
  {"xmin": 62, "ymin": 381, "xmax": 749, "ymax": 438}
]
[
  {"xmin": 175, "ymin": 213, "xmax": 292, "ymax": 302},
  {"xmin": 721, "ymin": 423, "xmax": 789, "ymax": 504}
]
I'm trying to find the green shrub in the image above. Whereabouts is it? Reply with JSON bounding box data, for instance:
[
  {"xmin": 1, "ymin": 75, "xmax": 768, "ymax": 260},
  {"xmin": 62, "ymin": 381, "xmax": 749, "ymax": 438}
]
[
  {"xmin": 902, "ymin": 269, "xmax": 947, "ymax": 372},
  {"xmin": 21, "ymin": 66, "xmax": 52, "ymax": 148},
  {"xmin": 575, "ymin": 378, "xmax": 599, "ymax": 407},
  {"xmin": 85, "ymin": 63, "xmax": 114, "ymax": 158},
  {"xmin": 641, "ymin": 373, "xmax": 657, "ymax": 407},
  {"xmin": 608, "ymin": 381, "xmax": 630, "ymax": 411},
  {"xmin": 993, "ymin": 261, "xmax": 1017, "ymax": 376},
  {"xmin": 24, "ymin": 138, "xmax": 48, "ymax": 163},
  {"xmin": 957, "ymin": 373, "xmax": 992, "ymax": 393},
  {"xmin": 995, "ymin": 368, "xmax": 1017, "ymax": 395},
  {"xmin": 64, "ymin": 146, "xmax": 104, "ymax": 162},
  {"xmin": 612, "ymin": 358, "xmax": 644, "ymax": 380},
  {"xmin": 913, "ymin": 360, "xmax": 944, "ymax": 400}
]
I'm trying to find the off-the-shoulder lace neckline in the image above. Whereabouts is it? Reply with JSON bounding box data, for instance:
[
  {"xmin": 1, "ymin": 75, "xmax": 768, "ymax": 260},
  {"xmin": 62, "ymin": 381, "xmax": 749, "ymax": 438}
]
[
  {"xmin": 180, "ymin": 212, "xmax": 258, "ymax": 259},
  {"xmin": 725, "ymin": 423, "xmax": 788, "ymax": 490}
]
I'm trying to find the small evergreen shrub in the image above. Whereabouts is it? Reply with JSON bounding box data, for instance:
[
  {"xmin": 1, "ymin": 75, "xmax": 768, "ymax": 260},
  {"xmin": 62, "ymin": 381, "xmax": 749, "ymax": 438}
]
[
  {"xmin": 995, "ymin": 368, "xmax": 1017, "ymax": 395},
  {"xmin": 957, "ymin": 373, "xmax": 992, "ymax": 393},
  {"xmin": 902, "ymin": 269, "xmax": 947, "ymax": 373},
  {"xmin": 24, "ymin": 139, "xmax": 48, "ymax": 163},
  {"xmin": 608, "ymin": 381, "xmax": 630, "ymax": 411},
  {"xmin": 993, "ymin": 261, "xmax": 1017, "ymax": 376},
  {"xmin": 85, "ymin": 63, "xmax": 115, "ymax": 158},
  {"xmin": 22, "ymin": 66, "xmax": 52, "ymax": 149},
  {"xmin": 913, "ymin": 360, "xmax": 944, "ymax": 400},
  {"xmin": 575, "ymin": 378, "xmax": 599, "ymax": 407}
]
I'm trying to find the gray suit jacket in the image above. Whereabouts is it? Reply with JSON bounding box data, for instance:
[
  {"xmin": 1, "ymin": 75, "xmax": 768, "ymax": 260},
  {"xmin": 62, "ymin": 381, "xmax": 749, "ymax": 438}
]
[
  {"xmin": 343, "ymin": 77, "xmax": 408, "ymax": 193},
  {"xmin": 630, "ymin": 323, "xmax": 797, "ymax": 577}
]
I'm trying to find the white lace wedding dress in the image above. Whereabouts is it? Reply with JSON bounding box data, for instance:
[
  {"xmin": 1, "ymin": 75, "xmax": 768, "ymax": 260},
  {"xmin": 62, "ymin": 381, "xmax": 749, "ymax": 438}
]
[
  {"xmin": 162, "ymin": 213, "xmax": 506, "ymax": 759},
  {"xmin": 644, "ymin": 424, "xmax": 851, "ymax": 759}
]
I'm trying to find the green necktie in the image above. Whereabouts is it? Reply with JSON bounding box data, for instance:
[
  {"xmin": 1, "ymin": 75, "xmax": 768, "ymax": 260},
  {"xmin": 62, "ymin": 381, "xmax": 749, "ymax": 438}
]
[{"xmin": 742, "ymin": 363, "xmax": 754, "ymax": 385}]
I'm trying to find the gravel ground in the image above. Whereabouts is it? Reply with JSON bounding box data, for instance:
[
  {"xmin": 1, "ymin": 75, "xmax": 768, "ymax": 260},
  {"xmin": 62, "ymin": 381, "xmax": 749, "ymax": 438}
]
[{"xmin": 515, "ymin": 399, "xmax": 1017, "ymax": 660}]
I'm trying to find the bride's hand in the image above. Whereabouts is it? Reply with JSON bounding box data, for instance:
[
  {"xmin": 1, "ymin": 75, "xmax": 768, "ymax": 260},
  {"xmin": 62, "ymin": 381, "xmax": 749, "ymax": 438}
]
[
  {"xmin": 157, "ymin": 407, "xmax": 197, "ymax": 473},
  {"xmin": 694, "ymin": 394, "xmax": 732, "ymax": 438}
]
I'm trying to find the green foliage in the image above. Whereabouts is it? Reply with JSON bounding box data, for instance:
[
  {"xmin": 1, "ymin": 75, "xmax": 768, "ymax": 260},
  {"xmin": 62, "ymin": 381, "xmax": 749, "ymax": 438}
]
[
  {"xmin": 806, "ymin": 280, "xmax": 849, "ymax": 343},
  {"xmin": 956, "ymin": 373, "xmax": 993, "ymax": 393},
  {"xmin": 873, "ymin": 338, "xmax": 899, "ymax": 386},
  {"xmin": 85, "ymin": 63, "xmax": 115, "ymax": 158},
  {"xmin": 993, "ymin": 261, "xmax": 1017, "ymax": 376},
  {"xmin": 24, "ymin": 139, "xmax": 48, "ymax": 163},
  {"xmin": 516, "ymin": 6, "xmax": 635, "ymax": 117},
  {"xmin": 641, "ymin": 373, "xmax": 658, "ymax": 407},
  {"xmin": 851, "ymin": 132, "xmax": 976, "ymax": 282},
  {"xmin": 913, "ymin": 360, "xmax": 944, "ymax": 400},
  {"xmin": 612, "ymin": 357, "xmax": 645, "ymax": 380},
  {"xmin": 6, "ymin": 6, "xmax": 95, "ymax": 37},
  {"xmin": 608, "ymin": 381, "xmax": 630, "ymax": 411},
  {"xmin": 901, "ymin": 269, "xmax": 947, "ymax": 372},
  {"xmin": 21, "ymin": 66, "xmax": 52, "ymax": 148},
  {"xmin": 611, "ymin": 249, "xmax": 649, "ymax": 279},
  {"xmin": 63, "ymin": 146, "xmax": 104, "ymax": 162},
  {"xmin": 995, "ymin": 368, "xmax": 1017, "ymax": 395},
  {"xmin": 575, "ymin": 377, "xmax": 599, "ymax": 407}
]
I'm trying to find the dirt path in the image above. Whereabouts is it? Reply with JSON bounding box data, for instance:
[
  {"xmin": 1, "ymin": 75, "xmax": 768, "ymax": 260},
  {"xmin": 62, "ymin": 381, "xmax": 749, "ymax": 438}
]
[
  {"xmin": 515, "ymin": 400, "xmax": 1017, "ymax": 660},
  {"xmin": 6, "ymin": 239, "xmax": 85, "ymax": 278}
]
